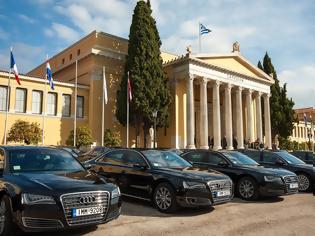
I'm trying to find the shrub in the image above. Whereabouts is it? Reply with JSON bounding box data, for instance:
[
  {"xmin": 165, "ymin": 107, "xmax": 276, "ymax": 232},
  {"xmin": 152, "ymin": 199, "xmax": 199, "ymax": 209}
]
[
  {"xmin": 66, "ymin": 126, "xmax": 93, "ymax": 148},
  {"xmin": 104, "ymin": 129, "xmax": 121, "ymax": 147},
  {"xmin": 8, "ymin": 120, "xmax": 42, "ymax": 145}
]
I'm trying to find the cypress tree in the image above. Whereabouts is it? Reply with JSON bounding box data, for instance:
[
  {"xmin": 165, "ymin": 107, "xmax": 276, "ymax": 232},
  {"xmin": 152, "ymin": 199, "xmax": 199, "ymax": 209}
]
[
  {"xmin": 116, "ymin": 0, "xmax": 171, "ymax": 147},
  {"xmin": 259, "ymin": 52, "xmax": 295, "ymax": 143}
]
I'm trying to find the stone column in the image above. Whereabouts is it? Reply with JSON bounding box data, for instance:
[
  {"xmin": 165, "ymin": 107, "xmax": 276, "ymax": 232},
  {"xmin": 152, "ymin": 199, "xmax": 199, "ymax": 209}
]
[
  {"xmin": 263, "ymin": 93, "xmax": 272, "ymax": 149},
  {"xmin": 213, "ymin": 81, "xmax": 222, "ymax": 150},
  {"xmin": 186, "ymin": 74, "xmax": 195, "ymax": 149},
  {"xmin": 225, "ymin": 84, "xmax": 233, "ymax": 150},
  {"xmin": 255, "ymin": 92, "xmax": 263, "ymax": 143},
  {"xmin": 199, "ymin": 78, "xmax": 209, "ymax": 149},
  {"xmin": 246, "ymin": 89, "xmax": 254, "ymax": 143},
  {"xmin": 235, "ymin": 87, "xmax": 244, "ymax": 149}
]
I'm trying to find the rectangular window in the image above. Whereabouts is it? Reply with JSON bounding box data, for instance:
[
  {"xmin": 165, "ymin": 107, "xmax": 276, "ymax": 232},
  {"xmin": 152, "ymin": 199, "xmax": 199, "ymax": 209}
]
[
  {"xmin": 32, "ymin": 90, "xmax": 42, "ymax": 114},
  {"xmin": 0, "ymin": 86, "xmax": 8, "ymax": 111},
  {"xmin": 15, "ymin": 88, "xmax": 26, "ymax": 113},
  {"xmin": 47, "ymin": 92, "xmax": 57, "ymax": 116},
  {"xmin": 76, "ymin": 96, "xmax": 84, "ymax": 118},
  {"xmin": 62, "ymin": 94, "xmax": 71, "ymax": 117}
]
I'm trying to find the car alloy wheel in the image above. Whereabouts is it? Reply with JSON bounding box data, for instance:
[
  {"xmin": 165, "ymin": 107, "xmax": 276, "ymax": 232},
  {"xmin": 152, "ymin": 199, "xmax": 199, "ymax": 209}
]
[
  {"xmin": 239, "ymin": 179, "xmax": 255, "ymax": 199},
  {"xmin": 297, "ymin": 174, "xmax": 310, "ymax": 191},
  {"xmin": 155, "ymin": 186, "xmax": 172, "ymax": 210},
  {"xmin": 0, "ymin": 200, "xmax": 6, "ymax": 235}
]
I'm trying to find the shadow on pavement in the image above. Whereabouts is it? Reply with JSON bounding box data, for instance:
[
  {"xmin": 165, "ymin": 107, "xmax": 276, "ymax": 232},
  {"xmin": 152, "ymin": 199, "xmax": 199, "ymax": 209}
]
[
  {"xmin": 24, "ymin": 225, "xmax": 98, "ymax": 236},
  {"xmin": 121, "ymin": 196, "xmax": 214, "ymax": 217},
  {"xmin": 231, "ymin": 196, "xmax": 284, "ymax": 204}
]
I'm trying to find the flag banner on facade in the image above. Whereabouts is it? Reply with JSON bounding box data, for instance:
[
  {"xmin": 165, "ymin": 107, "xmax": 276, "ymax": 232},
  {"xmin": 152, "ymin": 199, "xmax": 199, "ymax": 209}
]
[
  {"xmin": 200, "ymin": 23, "xmax": 211, "ymax": 35},
  {"xmin": 128, "ymin": 73, "xmax": 132, "ymax": 101},
  {"xmin": 10, "ymin": 50, "xmax": 21, "ymax": 85},
  {"xmin": 103, "ymin": 67, "xmax": 108, "ymax": 104},
  {"xmin": 304, "ymin": 113, "xmax": 307, "ymax": 127},
  {"xmin": 46, "ymin": 62, "xmax": 55, "ymax": 90}
]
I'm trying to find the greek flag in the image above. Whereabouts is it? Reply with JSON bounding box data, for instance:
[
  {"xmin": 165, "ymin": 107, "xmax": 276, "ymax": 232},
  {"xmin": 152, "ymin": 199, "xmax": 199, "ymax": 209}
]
[
  {"xmin": 200, "ymin": 23, "xmax": 211, "ymax": 35},
  {"xmin": 46, "ymin": 62, "xmax": 55, "ymax": 90}
]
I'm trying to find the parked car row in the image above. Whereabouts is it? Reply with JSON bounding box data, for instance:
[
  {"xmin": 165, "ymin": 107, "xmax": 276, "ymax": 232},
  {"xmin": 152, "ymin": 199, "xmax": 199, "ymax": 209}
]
[{"xmin": 0, "ymin": 145, "xmax": 313, "ymax": 235}]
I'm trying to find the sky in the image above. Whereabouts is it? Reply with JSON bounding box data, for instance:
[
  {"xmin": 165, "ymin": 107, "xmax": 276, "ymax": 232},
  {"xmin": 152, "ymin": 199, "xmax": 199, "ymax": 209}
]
[{"xmin": 0, "ymin": 0, "xmax": 314, "ymax": 108}]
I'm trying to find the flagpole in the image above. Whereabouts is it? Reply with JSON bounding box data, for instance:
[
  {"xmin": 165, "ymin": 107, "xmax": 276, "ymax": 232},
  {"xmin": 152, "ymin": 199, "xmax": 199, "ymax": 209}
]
[
  {"xmin": 74, "ymin": 60, "xmax": 78, "ymax": 147},
  {"xmin": 126, "ymin": 71, "xmax": 129, "ymax": 148},
  {"xmin": 41, "ymin": 55, "xmax": 48, "ymax": 145},
  {"xmin": 198, "ymin": 22, "xmax": 201, "ymax": 53},
  {"xmin": 3, "ymin": 48, "xmax": 12, "ymax": 145},
  {"xmin": 101, "ymin": 66, "xmax": 105, "ymax": 146}
]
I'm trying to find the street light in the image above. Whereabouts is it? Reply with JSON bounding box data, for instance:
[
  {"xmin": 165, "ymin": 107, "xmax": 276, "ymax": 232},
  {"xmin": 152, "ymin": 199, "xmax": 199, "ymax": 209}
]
[{"xmin": 152, "ymin": 111, "xmax": 158, "ymax": 148}]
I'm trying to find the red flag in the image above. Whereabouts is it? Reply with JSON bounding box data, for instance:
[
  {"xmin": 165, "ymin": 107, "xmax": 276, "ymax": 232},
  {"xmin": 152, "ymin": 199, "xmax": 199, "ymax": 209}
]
[{"xmin": 127, "ymin": 72, "xmax": 132, "ymax": 101}]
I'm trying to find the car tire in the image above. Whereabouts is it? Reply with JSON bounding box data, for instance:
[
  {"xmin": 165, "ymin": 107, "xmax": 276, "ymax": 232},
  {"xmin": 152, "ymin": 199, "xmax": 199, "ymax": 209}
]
[
  {"xmin": 153, "ymin": 183, "xmax": 178, "ymax": 213},
  {"xmin": 297, "ymin": 173, "xmax": 311, "ymax": 192},
  {"xmin": 237, "ymin": 176, "xmax": 259, "ymax": 200},
  {"xmin": 0, "ymin": 196, "xmax": 14, "ymax": 236}
]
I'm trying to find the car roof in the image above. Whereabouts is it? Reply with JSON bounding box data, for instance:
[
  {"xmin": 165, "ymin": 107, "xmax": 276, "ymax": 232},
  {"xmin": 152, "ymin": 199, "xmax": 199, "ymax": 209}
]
[{"xmin": 0, "ymin": 146, "xmax": 59, "ymax": 151}]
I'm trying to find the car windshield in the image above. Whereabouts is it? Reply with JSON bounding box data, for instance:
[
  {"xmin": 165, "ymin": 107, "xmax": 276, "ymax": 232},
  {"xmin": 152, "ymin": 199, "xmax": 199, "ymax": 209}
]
[
  {"xmin": 141, "ymin": 150, "xmax": 192, "ymax": 168},
  {"xmin": 8, "ymin": 149, "xmax": 85, "ymax": 173},
  {"xmin": 276, "ymin": 151, "xmax": 306, "ymax": 165},
  {"xmin": 222, "ymin": 151, "xmax": 259, "ymax": 166}
]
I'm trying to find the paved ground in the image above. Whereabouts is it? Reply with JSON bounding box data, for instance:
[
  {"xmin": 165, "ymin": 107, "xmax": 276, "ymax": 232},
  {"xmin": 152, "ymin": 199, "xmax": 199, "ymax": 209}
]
[{"xmin": 31, "ymin": 193, "xmax": 314, "ymax": 236}]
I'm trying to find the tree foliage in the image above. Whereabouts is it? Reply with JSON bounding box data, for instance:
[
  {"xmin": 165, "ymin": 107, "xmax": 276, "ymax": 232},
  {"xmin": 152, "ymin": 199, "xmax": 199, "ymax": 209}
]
[
  {"xmin": 103, "ymin": 129, "xmax": 121, "ymax": 147},
  {"xmin": 116, "ymin": 0, "xmax": 171, "ymax": 147},
  {"xmin": 8, "ymin": 120, "xmax": 42, "ymax": 145},
  {"xmin": 259, "ymin": 52, "xmax": 295, "ymax": 142},
  {"xmin": 66, "ymin": 126, "xmax": 93, "ymax": 148}
]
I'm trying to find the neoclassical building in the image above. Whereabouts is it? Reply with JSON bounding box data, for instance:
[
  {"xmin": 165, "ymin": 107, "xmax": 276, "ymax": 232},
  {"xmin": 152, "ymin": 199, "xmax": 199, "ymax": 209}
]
[{"xmin": 0, "ymin": 31, "xmax": 274, "ymax": 149}]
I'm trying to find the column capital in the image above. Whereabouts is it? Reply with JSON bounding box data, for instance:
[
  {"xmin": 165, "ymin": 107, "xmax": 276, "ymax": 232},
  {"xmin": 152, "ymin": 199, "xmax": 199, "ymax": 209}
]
[
  {"xmin": 200, "ymin": 77, "xmax": 208, "ymax": 85},
  {"xmin": 255, "ymin": 91, "xmax": 263, "ymax": 97},
  {"xmin": 213, "ymin": 80, "xmax": 221, "ymax": 88},
  {"xmin": 245, "ymin": 88, "xmax": 253, "ymax": 95},
  {"xmin": 188, "ymin": 73, "xmax": 195, "ymax": 81},
  {"xmin": 235, "ymin": 86, "xmax": 243, "ymax": 92},
  {"xmin": 225, "ymin": 83, "xmax": 232, "ymax": 92},
  {"xmin": 263, "ymin": 93, "xmax": 271, "ymax": 99}
]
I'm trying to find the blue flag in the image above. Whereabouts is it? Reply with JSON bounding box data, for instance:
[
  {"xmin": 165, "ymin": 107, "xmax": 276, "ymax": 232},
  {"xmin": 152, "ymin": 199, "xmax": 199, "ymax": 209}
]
[
  {"xmin": 46, "ymin": 62, "xmax": 55, "ymax": 90},
  {"xmin": 200, "ymin": 23, "xmax": 211, "ymax": 35},
  {"xmin": 304, "ymin": 113, "xmax": 307, "ymax": 127}
]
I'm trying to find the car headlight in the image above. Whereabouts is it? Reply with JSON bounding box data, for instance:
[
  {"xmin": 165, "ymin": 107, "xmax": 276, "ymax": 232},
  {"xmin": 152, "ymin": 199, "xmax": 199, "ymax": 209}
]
[
  {"xmin": 264, "ymin": 176, "xmax": 282, "ymax": 182},
  {"xmin": 21, "ymin": 193, "xmax": 56, "ymax": 205},
  {"xmin": 183, "ymin": 181, "xmax": 206, "ymax": 189},
  {"xmin": 111, "ymin": 187, "xmax": 121, "ymax": 199}
]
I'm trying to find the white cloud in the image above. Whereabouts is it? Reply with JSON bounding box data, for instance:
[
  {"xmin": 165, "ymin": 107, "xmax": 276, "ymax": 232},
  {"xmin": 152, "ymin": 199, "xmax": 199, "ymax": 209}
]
[
  {"xmin": 0, "ymin": 27, "xmax": 9, "ymax": 40},
  {"xmin": 18, "ymin": 14, "xmax": 36, "ymax": 24},
  {"xmin": 45, "ymin": 23, "xmax": 80, "ymax": 43}
]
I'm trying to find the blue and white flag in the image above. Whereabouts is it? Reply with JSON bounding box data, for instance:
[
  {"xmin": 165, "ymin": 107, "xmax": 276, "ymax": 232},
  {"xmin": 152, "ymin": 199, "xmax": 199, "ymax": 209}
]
[
  {"xmin": 200, "ymin": 23, "xmax": 211, "ymax": 35},
  {"xmin": 46, "ymin": 62, "xmax": 55, "ymax": 90}
]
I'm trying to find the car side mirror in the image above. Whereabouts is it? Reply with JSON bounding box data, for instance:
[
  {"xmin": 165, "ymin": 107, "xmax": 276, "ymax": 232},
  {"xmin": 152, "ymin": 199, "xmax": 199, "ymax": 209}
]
[
  {"xmin": 218, "ymin": 161, "xmax": 229, "ymax": 167},
  {"xmin": 275, "ymin": 159, "xmax": 285, "ymax": 166},
  {"xmin": 84, "ymin": 163, "xmax": 92, "ymax": 170},
  {"xmin": 133, "ymin": 163, "xmax": 147, "ymax": 170}
]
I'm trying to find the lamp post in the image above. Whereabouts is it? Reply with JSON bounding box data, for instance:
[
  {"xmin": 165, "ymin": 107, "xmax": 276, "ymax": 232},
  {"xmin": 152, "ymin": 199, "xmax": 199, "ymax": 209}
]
[{"xmin": 152, "ymin": 111, "xmax": 157, "ymax": 148}]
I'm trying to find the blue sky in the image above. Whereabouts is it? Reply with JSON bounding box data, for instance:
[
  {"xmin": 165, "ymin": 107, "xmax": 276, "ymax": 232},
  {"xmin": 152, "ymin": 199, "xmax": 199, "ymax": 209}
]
[{"xmin": 0, "ymin": 0, "xmax": 314, "ymax": 108}]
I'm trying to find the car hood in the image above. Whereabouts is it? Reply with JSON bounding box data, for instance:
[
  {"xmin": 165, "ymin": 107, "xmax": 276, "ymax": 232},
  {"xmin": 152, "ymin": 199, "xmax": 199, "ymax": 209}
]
[
  {"xmin": 236, "ymin": 165, "xmax": 296, "ymax": 176},
  {"xmin": 155, "ymin": 166, "xmax": 230, "ymax": 182},
  {"xmin": 5, "ymin": 171, "xmax": 116, "ymax": 195}
]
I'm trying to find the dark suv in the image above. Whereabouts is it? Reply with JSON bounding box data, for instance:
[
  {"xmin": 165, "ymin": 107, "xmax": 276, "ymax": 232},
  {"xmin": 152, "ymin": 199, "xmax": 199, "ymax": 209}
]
[
  {"xmin": 0, "ymin": 146, "xmax": 121, "ymax": 235},
  {"xmin": 90, "ymin": 149, "xmax": 233, "ymax": 213},
  {"xmin": 290, "ymin": 151, "xmax": 315, "ymax": 165},
  {"xmin": 181, "ymin": 150, "xmax": 299, "ymax": 200},
  {"xmin": 240, "ymin": 149, "xmax": 315, "ymax": 192}
]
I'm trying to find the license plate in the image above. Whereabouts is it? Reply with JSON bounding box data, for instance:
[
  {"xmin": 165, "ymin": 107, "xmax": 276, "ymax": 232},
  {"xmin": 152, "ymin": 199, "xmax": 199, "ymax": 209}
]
[
  {"xmin": 215, "ymin": 190, "xmax": 231, "ymax": 197},
  {"xmin": 72, "ymin": 206, "xmax": 104, "ymax": 217},
  {"xmin": 289, "ymin": 183, "xmax": 299, "ymax": 189}
]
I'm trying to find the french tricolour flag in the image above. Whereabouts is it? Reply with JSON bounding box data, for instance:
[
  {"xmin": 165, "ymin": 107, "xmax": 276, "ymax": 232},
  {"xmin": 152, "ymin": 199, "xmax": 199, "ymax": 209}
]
[
  {"xmin": 46, "ymin": 62, "xmax": 55, "ymax": 90},
  {"xmin": 10, "ymin": 50, "xmax": 21, "ymax": 85}
]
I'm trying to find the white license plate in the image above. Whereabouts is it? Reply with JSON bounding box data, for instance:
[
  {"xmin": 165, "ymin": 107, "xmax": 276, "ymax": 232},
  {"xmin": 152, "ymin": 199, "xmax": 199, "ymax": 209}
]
[
  {"xmin": 289, "ymin": 183, "xmax": 299, "ymax": 189},
  {"xmin": 216, "ymin": 190, "xmax": 231, "ymax": 197},
  {"xmin": 72, "ymin": 206, "xmax": 104, "ymax": 217}
]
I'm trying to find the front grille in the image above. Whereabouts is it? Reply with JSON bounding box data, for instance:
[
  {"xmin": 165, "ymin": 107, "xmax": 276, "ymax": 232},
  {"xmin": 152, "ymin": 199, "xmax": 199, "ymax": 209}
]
[
  {"xmin": 60, "ymin": 191, "xmax": 110, "ymax": 226},
  {"xmin": 22, "ymin": 217, "xmax": 63, "ymax": 229},
  {"xmin": 208, "ymin": 180, "xmax": 233, "ymax": 204},
  {"xmin": 283, "ymin": 175, "xmax": 299, "ymax": 193}
]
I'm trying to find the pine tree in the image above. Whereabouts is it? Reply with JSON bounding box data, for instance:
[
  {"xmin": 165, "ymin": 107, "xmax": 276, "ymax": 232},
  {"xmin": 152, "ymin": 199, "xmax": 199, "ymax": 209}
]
[
  {"xmin": 116, "ymin": 0, "xmax": 171, "ymax": 147},
  {"xmin": 259, "ymin": 52, "xmax": 295, "ymax": 142}
]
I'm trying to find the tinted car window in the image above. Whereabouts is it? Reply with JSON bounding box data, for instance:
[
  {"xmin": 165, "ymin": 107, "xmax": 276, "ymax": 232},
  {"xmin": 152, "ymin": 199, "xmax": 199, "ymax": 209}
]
[
  {"xmin": 244, "ymin": 150, "xmax": 261, "ymax": 162},
  {"xmin": 142, "ymin": 150, "xmax": 191, "ymax": 168},
  {"xmin": 99, "ymin": 150, "xmax": 147, "ymax": 167},
  {"xmin": 222, "ymin": 152, "xmax": 259, "ymax": 165},
  {"xmin": 207, "ymin": 153, "xmax": 225, "ymax": 165},
  {"xmin": 291, "ymin": 152, "xmax": 305, "ymax": 160},
  {"xmin": 122, "ymin": 150, "xmax": 147, "ymax": 167},
  {"xmin": 98, "ymin": 150, "xmax": 125, "ymax": 165},
  {"xmin": 263, "ymin": 152, "xmax": 279, "ymax": 164},
  {"xmin": 184, "ymin": 152, "xmax": 205, "ymax": 162},
  {"xmin": 275, "ymin": 152, "xmax": 305, "ymax": 165},
  {"xmin": 0, "ymin": 149, "xmax": 4, "ymax": 169}
]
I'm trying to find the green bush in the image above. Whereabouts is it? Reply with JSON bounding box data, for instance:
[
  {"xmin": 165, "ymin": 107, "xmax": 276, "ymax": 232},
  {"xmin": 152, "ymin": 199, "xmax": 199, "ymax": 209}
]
[
  {"xmin": 66, "ymin": 126, "xmax": 93, "ymax": 148},
  {"xmin": 8, "ymin": 120, "xmax": 42, "ymax": 145},
  {"xmin": 104, "ymin": 129, "xmax": 121, "ymax": 147}
]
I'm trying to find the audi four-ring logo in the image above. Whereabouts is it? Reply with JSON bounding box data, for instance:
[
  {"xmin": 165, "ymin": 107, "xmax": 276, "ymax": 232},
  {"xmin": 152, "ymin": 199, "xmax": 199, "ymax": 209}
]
[{"xmin": 79, "ymin": 196, "xmax": 96, "ymax": 204}]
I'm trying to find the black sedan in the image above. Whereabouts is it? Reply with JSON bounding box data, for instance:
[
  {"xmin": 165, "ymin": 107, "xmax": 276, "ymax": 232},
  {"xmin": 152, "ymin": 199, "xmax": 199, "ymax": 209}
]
[
  {"xmin": 78, "ymin": 146, "xmax": 111, "ymax": 163},
  {"xmin": 240, "ymin": 149, "xmax": 315, "ymax": 192},
  {"xmin": 290, "ymin": 151, "xmax": 315, "ymax": 165},
  {"xmin": 0, "ymin": 146, "xmax": 121, "ymax": 235},
  {"xmin": 181, "ymin": 150, "xmax": 299, "ymax": 200},
  {"xmin": 90, "ymin": 148, "xmax": 233, "ymax": 213}
]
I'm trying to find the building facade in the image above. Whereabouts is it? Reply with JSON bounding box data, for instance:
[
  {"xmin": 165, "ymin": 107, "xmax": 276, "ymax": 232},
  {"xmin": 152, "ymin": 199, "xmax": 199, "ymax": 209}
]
[{"xmin": 0, "ymin": 31, "xmax": 274, "ymax": 149}]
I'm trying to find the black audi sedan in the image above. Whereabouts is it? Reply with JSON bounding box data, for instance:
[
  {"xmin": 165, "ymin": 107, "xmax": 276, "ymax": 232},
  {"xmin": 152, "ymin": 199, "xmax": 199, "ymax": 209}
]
[
  {"xmin": 240, "ymin": 149, "xmax": 315, "ymax": 192},
  {"xmin": 181, "ymin": 150, "xmax": 299, "ymax": 200},
  {"xmin": 0, "ymin": 146, "xmax": 121, "ymax": 235},
  {"xmin": 89, "ymin": 148, "xmax": 233, "ymax": 213}
]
